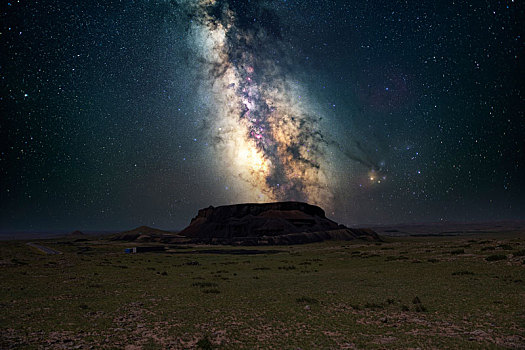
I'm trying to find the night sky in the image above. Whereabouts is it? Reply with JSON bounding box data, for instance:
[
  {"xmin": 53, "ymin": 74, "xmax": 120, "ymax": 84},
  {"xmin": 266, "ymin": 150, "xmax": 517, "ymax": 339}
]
[{"xmin": 2, "ymin": 0, "xmax": 524, "ymax": 232}]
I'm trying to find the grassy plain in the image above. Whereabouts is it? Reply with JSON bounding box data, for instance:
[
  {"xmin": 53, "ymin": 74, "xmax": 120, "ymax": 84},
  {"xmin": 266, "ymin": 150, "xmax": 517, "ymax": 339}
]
[{"xmin": 1, "ymin": 233, "xmax": 524, "ymax": 349}]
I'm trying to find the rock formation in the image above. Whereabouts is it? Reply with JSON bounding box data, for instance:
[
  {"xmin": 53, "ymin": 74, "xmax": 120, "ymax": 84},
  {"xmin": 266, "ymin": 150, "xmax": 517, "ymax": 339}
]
[{"xmin": 179, "ymin": 202, "xmax": 380, "ymax": 245}]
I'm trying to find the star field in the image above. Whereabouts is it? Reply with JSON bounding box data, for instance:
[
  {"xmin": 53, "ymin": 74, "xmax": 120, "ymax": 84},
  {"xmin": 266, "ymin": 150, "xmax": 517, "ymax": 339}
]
[{"xmin": 1, "ymin": 0, "xmax": 523, "ymax": 231}]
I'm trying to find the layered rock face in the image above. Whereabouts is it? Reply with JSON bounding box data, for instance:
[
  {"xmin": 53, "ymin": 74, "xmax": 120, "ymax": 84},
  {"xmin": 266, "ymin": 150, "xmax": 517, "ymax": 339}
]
[{"xmin": 179, "ymin": 202, "xmax": 380, "ymax": 245}]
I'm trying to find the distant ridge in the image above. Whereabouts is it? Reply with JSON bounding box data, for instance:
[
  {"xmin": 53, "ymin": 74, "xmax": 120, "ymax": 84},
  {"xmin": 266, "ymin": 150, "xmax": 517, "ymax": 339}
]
[
  {"xmin": 110, "ymin": 226, "xmax": 184, "ymax": 242},
  {"xmin": 372, "ymin": 221, "xmax": 525, "ymax": 237},
  {"xmin": 67, "ymin": 230, "xmax": 84, "ymax": 236}
]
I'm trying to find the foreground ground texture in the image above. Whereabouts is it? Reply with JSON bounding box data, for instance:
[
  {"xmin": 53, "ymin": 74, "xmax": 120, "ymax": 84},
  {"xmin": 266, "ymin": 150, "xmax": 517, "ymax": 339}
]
[{"xmin": 1, "ymin": 232, "xmax": 524, "ymax": 349}]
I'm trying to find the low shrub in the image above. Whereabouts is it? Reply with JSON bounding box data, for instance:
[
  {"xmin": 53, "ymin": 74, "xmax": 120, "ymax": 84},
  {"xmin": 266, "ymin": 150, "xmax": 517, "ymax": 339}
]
[
  {"xmin": 296, "ymin": 297, "xmax": 319, "ymax": 304},
  {"xmin": 364, "ymin": 302, "xmax": 384, "ymax": 309},
  {"xmin": 202, "ymin": 289, "xmax": 220, "ymax": 294},
  {"xmin": 513, "ymin": 250, "xmax": 525, "ymax": 257},
  {"xmin": 196, "ymin": 336, "xmax": 213, "ymax": 350},
  {"xmin": 485, "ymin": 254, "xmax": 507, "ymax": 261},
  {"xmin": 414, "ymin": 304, "xmax": 427, "ymax": 312}
]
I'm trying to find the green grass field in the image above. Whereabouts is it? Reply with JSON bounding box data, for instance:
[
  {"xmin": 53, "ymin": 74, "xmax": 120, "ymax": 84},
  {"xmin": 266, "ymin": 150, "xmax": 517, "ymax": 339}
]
[{"xmin": 1, "ymin": 233, "xmax": 524, "ymax": 349}]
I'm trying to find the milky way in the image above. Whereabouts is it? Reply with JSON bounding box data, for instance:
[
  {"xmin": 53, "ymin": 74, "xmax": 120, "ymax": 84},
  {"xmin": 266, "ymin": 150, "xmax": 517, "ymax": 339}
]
[{"xmin": 185, "ymin": 0, "xmax": 343, "ymax": 209}]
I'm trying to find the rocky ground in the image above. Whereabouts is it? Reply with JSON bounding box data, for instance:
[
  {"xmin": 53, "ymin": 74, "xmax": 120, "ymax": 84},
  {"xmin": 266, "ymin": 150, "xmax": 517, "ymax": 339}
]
[{"xmin": 1, "ymin": 231, "xmax": 524, "ymax": 349}]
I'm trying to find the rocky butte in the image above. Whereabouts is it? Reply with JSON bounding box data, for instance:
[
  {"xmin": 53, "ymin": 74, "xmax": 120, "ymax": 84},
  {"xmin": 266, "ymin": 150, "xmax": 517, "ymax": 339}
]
[{"xmin": 179, "ymin": 201, "xmax": 380, "ymax": 245}]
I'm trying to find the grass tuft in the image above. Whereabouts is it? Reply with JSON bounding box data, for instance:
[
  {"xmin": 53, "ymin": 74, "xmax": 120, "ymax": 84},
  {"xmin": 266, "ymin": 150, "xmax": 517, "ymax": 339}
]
[
  {"xmin": 192, "ymin": 282, "xmax": 218, "ymax": 288},
  {"xmin": 452, "ymin": 270, "xmax": 474, "ymax": 276}
]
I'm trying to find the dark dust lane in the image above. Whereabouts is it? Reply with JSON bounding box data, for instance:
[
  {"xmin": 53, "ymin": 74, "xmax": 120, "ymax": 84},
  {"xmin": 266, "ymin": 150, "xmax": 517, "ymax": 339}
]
[{"xmin": 26, "ymin": 242, "xmax": 62, "ymax": 255}]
